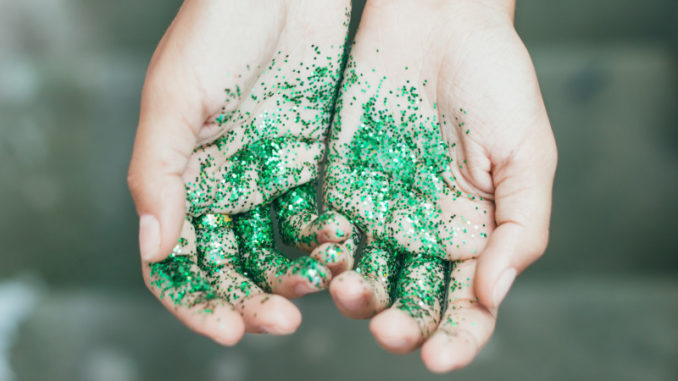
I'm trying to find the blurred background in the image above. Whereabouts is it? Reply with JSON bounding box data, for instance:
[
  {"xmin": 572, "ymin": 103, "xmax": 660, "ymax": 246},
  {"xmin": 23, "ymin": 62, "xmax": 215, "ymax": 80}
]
[{"xmin": 0, "ymin": 0, "xmax": 677, "ymax": 380}]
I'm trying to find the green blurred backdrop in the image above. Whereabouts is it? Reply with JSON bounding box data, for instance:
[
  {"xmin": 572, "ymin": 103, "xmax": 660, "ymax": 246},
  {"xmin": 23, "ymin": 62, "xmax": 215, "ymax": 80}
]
[{"xmin": 0, "ymin": 1, "xmax": 676, "ymax": 380}]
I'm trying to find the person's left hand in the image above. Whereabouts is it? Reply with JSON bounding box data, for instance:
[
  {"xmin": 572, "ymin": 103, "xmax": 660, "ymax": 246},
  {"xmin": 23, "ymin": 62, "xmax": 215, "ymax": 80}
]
[{"xmin": 128, "ymin": 0, "xmax": 356, "ymax": 344}]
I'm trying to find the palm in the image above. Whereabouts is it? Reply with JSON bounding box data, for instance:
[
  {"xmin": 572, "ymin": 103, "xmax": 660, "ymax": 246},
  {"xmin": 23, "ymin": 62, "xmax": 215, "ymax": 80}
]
[
  {"xmin": 325, "ymin": 0, "xmax": 551, "ymax": 371},
  {"xmin": 174, "ymin": 1, "xmax": 350, "ymax": 216},
  {"xmin": 325, "ymin": 2, "xmax": 504, "ymax": 262}
]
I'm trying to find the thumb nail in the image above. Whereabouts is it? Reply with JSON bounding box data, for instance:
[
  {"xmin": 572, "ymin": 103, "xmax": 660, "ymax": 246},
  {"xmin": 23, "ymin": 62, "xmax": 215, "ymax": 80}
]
[
  {"xmin": 492, "ymin": 268, "xmax": 517, "ymax": 307},
  {"xmin": 139, "ymin": 215, "xmax": 160, "ymax": 262}
]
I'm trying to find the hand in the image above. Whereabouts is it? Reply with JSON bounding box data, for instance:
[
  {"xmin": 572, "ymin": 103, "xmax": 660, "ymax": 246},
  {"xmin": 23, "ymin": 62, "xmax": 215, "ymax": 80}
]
[
  {"xmin": 128, "ymin": 0, "xmax": 354, "ymax": 345},
  {"xmin": 324, "ymin": 0, "xmax": 556, "ymax": 372}
]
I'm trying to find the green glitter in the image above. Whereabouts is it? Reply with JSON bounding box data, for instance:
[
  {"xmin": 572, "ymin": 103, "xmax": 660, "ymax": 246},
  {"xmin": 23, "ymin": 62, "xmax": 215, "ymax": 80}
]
[
  {"xmin": 323, "ymin": 55, "xmax": 497, "ymax": 329},
  {"xmin": 185, "ymin": 39, "xmax": 349, "ymax": 218},
  {"xmin": 233, "ymin": 204, "xmax": 284, "ymax": 291},
  {"xmin": 326, "ymin": 57, "xmax": 453, "ymax": 258},
  {"xmin": 356, "ymin": 241, "xmax": 400, "ymax": 296},
  {"xmin": 393, "ymin": 254, "xmax": 446, "ymax": 330},
  {"xmin": 194, "ymin": 214, "xmax": 237, "ymax": 276},
  {"xmin": 289, "ymin": 256, "xmax": 330, "ymax": 285},
  {"xmin": 149, "ymin": 9, "xmax": 353, "ymax": 312},
  {"xmin": 149, "ymin": 245, "xmax": 219, "ymax": 309},
  {"xmin": 233, "ymin": 203, "xmax": 328, "ymax": 292},
  {"xmin": 325, "ymin": 56, "xmax": 492, "ymax": 259},
  {"xmin": 274, "ymin": 182, "xmax": 318, "ymax": 248}
]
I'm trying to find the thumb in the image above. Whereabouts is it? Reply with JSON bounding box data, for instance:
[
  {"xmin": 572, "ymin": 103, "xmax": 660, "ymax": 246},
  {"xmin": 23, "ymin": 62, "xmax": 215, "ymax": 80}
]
[
  {"xmin": 128, "ymin": 77, "xmax": 204, "ymax": 262},
  {"xmin": 475, "ymin": 131, "xmax": 557, "ymax": 309}
]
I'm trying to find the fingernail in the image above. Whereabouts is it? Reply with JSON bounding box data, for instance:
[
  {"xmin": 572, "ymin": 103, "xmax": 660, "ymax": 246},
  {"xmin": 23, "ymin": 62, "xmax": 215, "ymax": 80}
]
[
  {"xmin": 492, "ymin": 268, "xmax": 517, "ymax": 307},
  {"xmin": 139, "ymin": 215, "xmax": 160, "ymax": 261}
]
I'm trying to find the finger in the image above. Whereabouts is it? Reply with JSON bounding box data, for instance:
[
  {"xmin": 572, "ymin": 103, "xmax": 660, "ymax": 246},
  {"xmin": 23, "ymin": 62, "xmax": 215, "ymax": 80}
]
[
  {"xmin": 233, "ymin": 204, "xmax": 331, "ymax": 299},
  {"xmin": 476, "ymin": 132, "xmax": 557, "ymax": 309},
  {"xmin": 274, "ymin": 182, "xmax": 354, "ymax": 250},
  {"xmin": 274, "ymin": 182, "xmax": 356, "ymax": 274},
  {"xmin": 215, "ymin": 263, "xmax": 303, "ymax": 335},
  {"xmin": 219, "ymin": 268, "xmax": 302, "ymax": 335},
  {"xmin": 187, "ymin": 137, "xmax": 324, "ymax": 216},
  {"xmin": 370, "ymin": 254, "xmax": 446, "ymax": 354},
  {"xmin": 128, "ymin": 72, "xmax": 205, "ymax": 262},
  {"xmin": 422, "ymin": 259, "xmax": 497, "ymax": 373},
  {"xmin": 309, "ymin": 242, "xmax": 352, "ymax": 276},
  {"xmin": 143, "ymin": 262, "xmax": 245, "ymax": 346},
  {"xmin": 193, "ymin": 213, "xmax": 302, "ymax": 334},
  {"xmin": 143, "ymin": 220, "xmax": 245, "ymax": 345},
  {"xmin": 329, "ymin": 240, "xmax": 397, "ymax": 319},
  {"xmin": 310, "ymin": 224, "xmax": 360, "ymax": 275}
]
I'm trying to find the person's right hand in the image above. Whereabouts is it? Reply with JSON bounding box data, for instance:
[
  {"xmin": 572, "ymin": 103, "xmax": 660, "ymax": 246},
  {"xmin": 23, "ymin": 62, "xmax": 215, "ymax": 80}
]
[
  {"xmin": 324, "ymin": 0, "xmax": 556, "ymax": 372},
  {"xmin": 127, "ymin": 0, "xmax": 354, "ymax": 345}
]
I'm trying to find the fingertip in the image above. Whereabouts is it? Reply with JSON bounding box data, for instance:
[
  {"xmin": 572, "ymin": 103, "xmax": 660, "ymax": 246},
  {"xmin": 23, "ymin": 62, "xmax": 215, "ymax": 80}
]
[
  {"xmin": 267, "ymin": 297, "xmax": 302, "ymax": 335},
  {"xmin": 316, "ymin": 212, "xmax": 353, "ymax": 245},
  {"xmin": 421, "ymin": 333, "xmax": 474, "ymax": 373},
  {"xmin": 310, "ymin": 243, "xmax": 353, "ymax": 275},
  {"xmin": 211, "ymin": 311, "xmax": 246, "ymax": 346},
  {"xmin": 273, "ymin": 270, "xmax": 329, "ymax": 300},
  {"xmin": 421, "ymin": 334, "xmax": 453, "ymax": 373},
  {"xmin": 329, "ymin": 272, "xmax": 376, "ymax": 319},
  {"xmin": 248, "ymin": 295, "xmax": 302, "ymax": 335},
  {"xmin": 288, "ymin": 257, "xmax": 332, "ymax": 291},
  {"xmin": 476, "ymin": 209, "xmax": 549, "ymax": 307},
  {"xmin": 184, "ymin": 305, "xmax": 245, "ymax": 347},
  {"xmin": 369, "ymin": 309, "xmax": 422, "ymax": 354},
  {"xmin": 329, "ymin": 272, "xmax": 361, "ymax": 306}
]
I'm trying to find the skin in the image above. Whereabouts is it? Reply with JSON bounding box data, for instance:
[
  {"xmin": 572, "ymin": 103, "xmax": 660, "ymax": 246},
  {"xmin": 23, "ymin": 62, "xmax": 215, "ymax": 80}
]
[
  {"xmin": 129, "ymin": 0, "xmax": 557, "ymax": 372},
  {"xmin": 128, "ymin": 0, "xmax": 356, "ymax": 345},
  {"xmin": 326, "ymin": 0, "xmax": 557, "ymax": 373}
]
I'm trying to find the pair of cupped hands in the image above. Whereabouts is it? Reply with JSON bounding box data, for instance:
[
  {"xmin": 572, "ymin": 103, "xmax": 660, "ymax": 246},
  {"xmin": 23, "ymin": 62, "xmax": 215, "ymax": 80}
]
[{"xmin": 127, "ymin": 0, "xmax": 556, "ymax": 373}]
